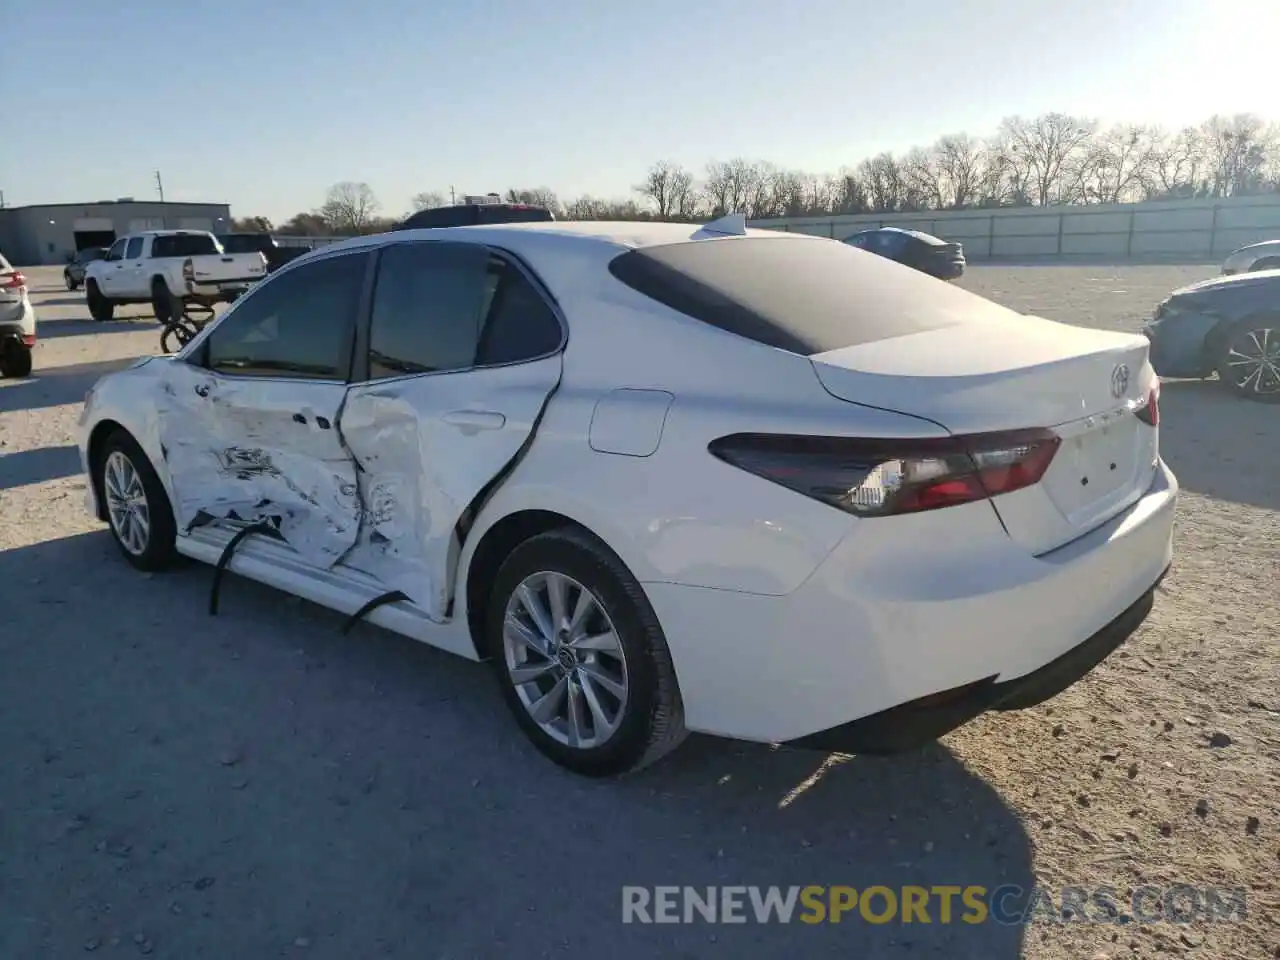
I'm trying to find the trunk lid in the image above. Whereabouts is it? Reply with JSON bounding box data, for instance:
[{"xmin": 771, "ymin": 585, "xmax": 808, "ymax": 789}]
[{"xmin": 810, "ymin": 317, "xmax": 1158, "ymax": 553}]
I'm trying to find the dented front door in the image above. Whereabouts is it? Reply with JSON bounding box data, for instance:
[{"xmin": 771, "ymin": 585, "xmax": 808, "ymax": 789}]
[
  {"xmin": 159, "ymin": 361, "xmax": 362, "ymax": 567},
  {"xmin": 338, "ymin": 355, "xmax": 562, "ymax": 621}
]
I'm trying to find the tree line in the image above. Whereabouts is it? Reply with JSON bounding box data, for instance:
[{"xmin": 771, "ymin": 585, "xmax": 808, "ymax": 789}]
[{"xmin": 231, "ymin": 111, "xmax": 1280, "ymax": 237}]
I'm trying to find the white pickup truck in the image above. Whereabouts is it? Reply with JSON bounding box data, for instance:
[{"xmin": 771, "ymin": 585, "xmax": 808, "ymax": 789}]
[{"xmin": 83, "ymin": 230, "xmax": 268, "ymax": 323}]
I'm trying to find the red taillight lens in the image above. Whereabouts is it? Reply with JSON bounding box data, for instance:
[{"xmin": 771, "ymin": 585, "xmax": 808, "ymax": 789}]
[
  {"xmin": 709, "ymin": 429, "xmax": 1061, "ymax": 517},
  {"xmin": 1135, "ymin": 380, "xmax": 1160, "ymax": 427},
  {"xmin": 1, "ymin": 270, "xmax": 26, "ymax": 290}
]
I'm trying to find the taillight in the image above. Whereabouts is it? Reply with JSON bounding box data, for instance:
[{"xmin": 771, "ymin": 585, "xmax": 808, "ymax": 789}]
[
  {"xmin": 182, "ymin": 258, "xmax": 194, "ymax": 281},
  {"xmin": 708, "ymin": 429, "xmax": 1061, "ymax": 517},
  {"xmin": 1135, "ymin": 379, "xmax": 1160, "ymax": 427},
  {"xmin": 1, "ymin": 270, "xmax": 26, "ymax": 290}
]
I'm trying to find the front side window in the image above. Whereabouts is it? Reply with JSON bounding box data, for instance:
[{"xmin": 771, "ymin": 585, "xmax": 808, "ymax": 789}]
[
  {"xmin": 201, "ymin": 252, "xmax": 367, "ymax": 379},
  {"xmin": 105, "ymin": 239, "xmax": 127, "ymax": 261}
]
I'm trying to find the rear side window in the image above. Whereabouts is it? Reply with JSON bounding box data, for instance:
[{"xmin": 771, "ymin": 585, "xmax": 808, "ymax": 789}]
[
  {"xmin": 152, "ymin": 234, "xmax": 218, "ymax": 258},
  {"xmin": 125, "ymin": 237, "xmax": 144, "ymax": 259},
  {"xmin": 607, "ymin": 237, "xmax": 993, "ymax": 355},
  {"xmin": 475, "ymin": 263, "xmax": 562, "ymax": 365},
  {"xmin": 367, "ymin": 241, "xmax": 493, "ymax": 377}
]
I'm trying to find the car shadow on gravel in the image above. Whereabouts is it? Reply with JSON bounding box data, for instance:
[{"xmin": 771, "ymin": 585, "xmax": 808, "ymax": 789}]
[
  {"xmin": 0, "ymin": 356, "xmax": 149, "ymax": 415},
  {"xmin": 1157, "ymin": 378, "xmax": 1280, "ymax": 511},
  {"xmin": 35, "ymin": 316, "xmax": 156, "ymax": 340},
  {"xmin": 0, "ymin": 531, "xmax": 1033, "ymax": 959},
  {"xmin": 0, "ymin": 443, "xmax": 80, "ymax": 489}
]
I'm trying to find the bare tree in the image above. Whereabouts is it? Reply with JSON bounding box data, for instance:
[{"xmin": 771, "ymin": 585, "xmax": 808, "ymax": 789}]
[
  {"xmin": 1200, "ymin": 114, "xmax": 1275, "ymax": 197},
  {"xmin": 410, "ymin": 191, "xmax": 446, "ymax": 211},
  {"xmin": 857, "ymin": 153, "xmax": 906, "ymax": 213},
  {"xmin": 1147, "ymin": 126, "xmax": 1207, "ymax": 199},
  {"xmin": 702, "ymin": 159, "xmax": 767, "ymax": 217},
  {"xmin": 636, "ymin": 161, "xmax": 695, "ymax": 219},
  {"xmin": 998, "ymin": 114, "xmax": 1098, "ymax": 205},
  {"xmin": 320, "ymin": 181, "xmax": 381, "ymax": 235},
  {"xmin": 504, "ymin": 187, "xmax": 561, "ymax": 212},
  {"xmin": 1074, "ymin": 125, "xmax": 1158, "ymax": 204}
]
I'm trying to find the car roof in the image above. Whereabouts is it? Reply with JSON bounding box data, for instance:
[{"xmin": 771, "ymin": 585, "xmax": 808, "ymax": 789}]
[{"xmin": 314, "ymin": 220, "xmax": 815, "ymax": 258}]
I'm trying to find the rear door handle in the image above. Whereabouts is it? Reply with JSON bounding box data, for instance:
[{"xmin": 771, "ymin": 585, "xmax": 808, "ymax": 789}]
[{"xmin": 442, "ymin": 409, "xmax": 505, "ymax": 431}]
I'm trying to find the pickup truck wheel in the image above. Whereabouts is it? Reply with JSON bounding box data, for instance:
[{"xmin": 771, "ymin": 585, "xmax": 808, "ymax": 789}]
[
  {"xmin": 86, "ymin": 281, "xmax": 114, "ymax": 322},
  {"xmin": 0, "ymin": 340, "xmax": 33, "ymax": 378},
  {"xmin": 151, "ymin": 279, "xmax": 180, "ymax": 325},
  {"xmin": 65, "ymin": 271, "xmax": 78, "ymax": 291}
]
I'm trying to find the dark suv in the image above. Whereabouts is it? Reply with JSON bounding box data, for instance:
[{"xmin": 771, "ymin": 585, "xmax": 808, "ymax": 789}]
[
  {"xmin": 396, "ymin": 199, "xmax": 555, "ymax": 230},
  {"xmin": 64, "ymin": 247, "xmax": 108, "ymax": 291}
]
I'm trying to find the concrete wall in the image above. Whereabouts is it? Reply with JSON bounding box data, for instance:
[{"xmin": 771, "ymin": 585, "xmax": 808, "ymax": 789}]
[
  {"xmin": 749, "ymin": 194, "xmax": 1280, "ymax": 261},
  {"xmin": 0, "ymin": 202, "xmax": 233, "ymax": 265}
]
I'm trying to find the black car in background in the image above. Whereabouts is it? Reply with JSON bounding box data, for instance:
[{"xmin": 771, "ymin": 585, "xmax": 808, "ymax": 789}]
[
  {"xmin": 396, "ymin": 198, "xmax": 555, "ymax": 230},
  {"xmin": 842, "ymin": 226, "xmax": 965, "ymax": 280},
  {"xmin": 1143, "ymin": 270, "xmax": 1280, "ymax": 403},
  {"xmin": 64, "ymin": 247, "xmax": 108, "ymax": 290},
  {"xmin": 215, "ymin": 233, "xmax": 311, "ymax": 273}
]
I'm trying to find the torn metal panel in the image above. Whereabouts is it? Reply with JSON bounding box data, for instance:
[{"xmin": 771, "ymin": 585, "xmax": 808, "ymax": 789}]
[
  {"xmin": 339, "ymin": 354, "xmax": 563, "ymax": 621},
  {"xmin": 157, "ymin": 362, "xmax": 361, "ymax": 567}
]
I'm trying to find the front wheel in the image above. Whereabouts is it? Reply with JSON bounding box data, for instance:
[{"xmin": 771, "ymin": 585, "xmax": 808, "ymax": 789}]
[
  {"xmin": 1216, "ymin": 315, "xmax": 1280, "ymax": 403},
  {"xmin": 0, "ymin": 340, "xmax": 32, "ymax": 378},
  {"xmin": 487, "ymin": 528, "xmax": 687, "ymax": 777},
  {"xmin": 86, "ymin": 281, "xmax": 114, "ymax": 322},
  {"xmin": 65, "ymin": 272, "xmax": 78, "ymax": 291},
  {"xmin": 96, "ymin": 430, "xmax": 178, "ymax": 571}
]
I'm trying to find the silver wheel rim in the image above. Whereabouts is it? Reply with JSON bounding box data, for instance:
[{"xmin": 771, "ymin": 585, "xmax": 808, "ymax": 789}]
[
  {"xmin": 1224, "ymin": 326, "xmax": 1280, "ymax": 395},
  {"xmin": 104, "ymin": 450, "xmax": 151, "ymax": 556},
  {"xmin": 502, "ymin": 571, "xmax": 629, "ymax": 749}
]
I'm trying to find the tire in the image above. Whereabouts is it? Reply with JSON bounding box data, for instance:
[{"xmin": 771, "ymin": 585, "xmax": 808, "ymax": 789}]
[
  {"xmin": 65, "ymin": 272, "xmax": 78, "ymax": 291},
  {"xmin": 151, "ymin": 278, "xmax": 180, "ymax": 325},
  {"xmin": 0, "ymin": 341, "xmax": 33, "ymax": 378},
  {"xmin": 95, "ymin": 429, "xmax": 179, "ymax": 571},
  {"xmin": 86, "ymin": 281, "xmax": 114, "ymax": 322},
  {"xmin": 1248, "ymin": 258, "xmax": 1280, "ymax": 272},
  {"xmin": 486, "ymin": 527, "xmax": 687, "ymax": 777},
  {"xmin": 1215, "ymin": 314, "xmax": 1280, "ymax": 403}
]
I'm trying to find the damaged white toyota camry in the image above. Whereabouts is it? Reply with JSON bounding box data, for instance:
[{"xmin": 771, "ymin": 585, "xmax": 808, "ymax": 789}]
[{"xmin": 77, "ymin": 216, "xmax": 1177, "ymax": 777}]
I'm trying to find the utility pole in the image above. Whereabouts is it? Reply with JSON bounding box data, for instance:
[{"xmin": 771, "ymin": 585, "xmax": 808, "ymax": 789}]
[
  {"xmin": 449, "ymin": 185, "xmax": 456, "ymax": 205},
  {"xmin": 154, "ymin": 170, "xmax": 165, "ymax": 203}
]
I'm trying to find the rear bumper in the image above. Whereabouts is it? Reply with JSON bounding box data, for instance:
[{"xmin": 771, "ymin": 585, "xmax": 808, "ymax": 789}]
[
  {"xmin": 186, "ymin": 276, "xmax": 261, "ymax": 300},
  {"xmin": 645, "ymin": 459, "xmax": 1177, "ymax": 744},
  {"xmin": 785, "ymin": 567, "xmax": 1164, "ymax": 753}
]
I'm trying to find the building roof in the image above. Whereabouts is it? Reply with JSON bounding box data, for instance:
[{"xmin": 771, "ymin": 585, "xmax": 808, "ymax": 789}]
[{"xmin": 0, "ymin": 200, "xmax": 230, "ymax": 213}]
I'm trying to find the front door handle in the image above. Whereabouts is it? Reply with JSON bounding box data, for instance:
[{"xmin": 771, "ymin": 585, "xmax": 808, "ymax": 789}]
[{"xmin": 442, "ymin": 409, "xmax": 506, "ymax": 432}]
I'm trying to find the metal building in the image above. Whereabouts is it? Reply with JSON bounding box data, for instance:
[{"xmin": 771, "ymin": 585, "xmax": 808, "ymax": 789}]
[{"xmin": 0, "ymin": 200, "xmax": 233, "ymax": 266}]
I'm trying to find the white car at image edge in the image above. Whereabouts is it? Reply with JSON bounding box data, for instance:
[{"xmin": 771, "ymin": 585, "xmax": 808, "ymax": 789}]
[
  {"xmin": 0, "ymin": 252, "xmax": 37, "ymax": 378},
  {"xmin": 76, "ymin": 216, "xmax": 1177, "ymax": 777}
]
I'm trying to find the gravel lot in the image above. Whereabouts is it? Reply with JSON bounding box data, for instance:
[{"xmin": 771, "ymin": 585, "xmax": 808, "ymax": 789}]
[{"xmin": 1, "ymin": 263, "xmax": 1276, "ymax": 959}]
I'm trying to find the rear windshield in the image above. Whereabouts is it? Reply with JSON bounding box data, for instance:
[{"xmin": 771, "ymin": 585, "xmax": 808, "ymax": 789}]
[
  {"xmin": 152, "ymin": 234, "xmax": 219, "ymax": 258},
  {"xmin": 607, "ymin": 236, "xmax": 994, "ymax": 355},
  {"xmin": 477, "ymin": 205, "xmax": 554, "ymax": 224},
  {"xmin": 218, "ymin": 234, "xmax": 268, "ymax": 254}
]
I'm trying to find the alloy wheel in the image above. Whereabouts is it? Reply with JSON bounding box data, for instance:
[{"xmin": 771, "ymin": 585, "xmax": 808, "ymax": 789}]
[
  {"xmin": 502, "ymin": 571, "xmax": 630, "ymax": 749},
  {"xmin": 104, "ymin": 450, "xmax": 151, "ymax": 556},
  {"xmin": 1222, "ymin": 326, "xmax": 1280, "ymax": 396}
]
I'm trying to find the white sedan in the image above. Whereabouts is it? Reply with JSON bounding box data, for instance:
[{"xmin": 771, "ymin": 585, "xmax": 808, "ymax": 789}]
[{"xmin": 76, "ymin": 217, "xmax": 1177, "ymax": 777}]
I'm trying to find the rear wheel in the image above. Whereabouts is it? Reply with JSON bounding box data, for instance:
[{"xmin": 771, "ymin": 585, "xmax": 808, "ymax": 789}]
[
  {"xmin": 65, "ymin": 271, "xmax": 78, "ymax": 291},
  {"xmin": 95, "ymin": 430, "xmax": 178, "ymax": 571},
  {"xmin": 86, "ymin": 281, "xmax": 114, "ymax": 322},
  {"xmin": 0, "ymin": 340, "xmax": 33, "ymax": 378},
  {"xmin": 1216, "ymin": 315, "xmax": 1280, "ymax": 403},
  {"xmin": 487, "ymin": 528, "xmax": 687, "ymax": 777},
  {"xmin": 151, "ymin": 278, "xmax": 180, "ymax": 325}
]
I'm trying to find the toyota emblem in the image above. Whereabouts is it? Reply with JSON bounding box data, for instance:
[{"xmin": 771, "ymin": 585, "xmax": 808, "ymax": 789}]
[{"xmin": 1110, "ymin": 363, "xmax": 1130, "ymax": 398}]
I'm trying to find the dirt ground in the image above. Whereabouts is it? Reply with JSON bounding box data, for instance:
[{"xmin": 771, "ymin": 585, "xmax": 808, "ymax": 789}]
[{"xmin": 1, "ymin": 263, "xmax": 1276, "ymax": 959}]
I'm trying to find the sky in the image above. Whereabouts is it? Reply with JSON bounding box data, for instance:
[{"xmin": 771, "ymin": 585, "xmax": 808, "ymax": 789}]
[{"xmin": 4, "ymin": 0, "xmax": 1275, "ymax": 222}]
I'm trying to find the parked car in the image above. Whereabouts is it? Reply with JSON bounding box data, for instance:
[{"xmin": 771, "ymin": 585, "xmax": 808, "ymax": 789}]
[
  {"xmin": 396, "ymin": 195, "xmax": 555, "ymax": 230},
  {"xmin": 842, "ymin": 226, "xmax": 965, "ymax": 279},
  {"xmin": 216, "ymin": 232, "xmax": 312, "ymax": 273},
  {"xmin": 83, "ymin": 230, "xmax": 268, "ymax": 324},
  {"xmin": 64, "ymin": 247, "xmax": 108, "ymax": 290},
  {"xmin": 77, "ymin": 217, "xmax": 1175, "ymax": 777},
  {"xmin": 0, "ymin": 251, "xmax": 36, "ymax": 377},
  {"xmin": 1143, "ymin": 271, "xmax": 1280, "ymax": 401},
  {"xmin": 1220, "ymin": 239, "xmax": 1280, "ymax": 275}
]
